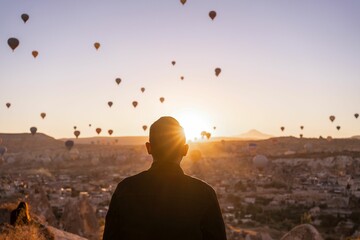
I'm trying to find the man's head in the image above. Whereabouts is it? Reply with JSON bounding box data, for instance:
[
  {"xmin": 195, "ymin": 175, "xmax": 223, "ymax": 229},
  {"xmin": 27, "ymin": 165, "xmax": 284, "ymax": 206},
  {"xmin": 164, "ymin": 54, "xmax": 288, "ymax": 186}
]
[{"xmin": 146, "ymin": 116, "xmax": 188, "ymax": 163}]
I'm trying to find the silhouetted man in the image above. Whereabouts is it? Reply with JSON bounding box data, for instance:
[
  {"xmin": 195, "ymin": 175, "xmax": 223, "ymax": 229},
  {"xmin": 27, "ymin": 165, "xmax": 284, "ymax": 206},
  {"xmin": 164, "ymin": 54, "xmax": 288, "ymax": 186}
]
[{"xmin": 103, "ymin": 116, "xmax": 226, "ymax": 240}]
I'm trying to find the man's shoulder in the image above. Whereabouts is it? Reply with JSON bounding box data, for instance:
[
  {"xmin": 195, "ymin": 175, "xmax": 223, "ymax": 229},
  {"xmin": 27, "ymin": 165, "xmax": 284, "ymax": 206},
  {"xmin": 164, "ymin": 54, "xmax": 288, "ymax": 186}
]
[
  {"xmin": 117, "ymin": 170, "xmax": 149, "ymax": 186},
  {"xmin": 182, "ymin": 174, "xmax": 216, "ymax": 195}
]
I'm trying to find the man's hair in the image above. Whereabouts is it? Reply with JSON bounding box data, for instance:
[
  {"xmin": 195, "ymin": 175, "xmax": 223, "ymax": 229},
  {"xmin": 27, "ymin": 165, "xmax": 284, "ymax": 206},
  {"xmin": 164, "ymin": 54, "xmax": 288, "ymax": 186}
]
[{"xmin": 149, "ymin": 116, "xmax": 186, "ymax": 160}]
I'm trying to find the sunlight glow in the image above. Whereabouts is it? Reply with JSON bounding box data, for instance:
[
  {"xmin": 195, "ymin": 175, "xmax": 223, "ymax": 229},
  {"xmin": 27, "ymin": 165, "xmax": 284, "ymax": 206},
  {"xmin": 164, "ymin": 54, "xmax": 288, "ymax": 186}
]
[{"xmin": 175, "ymin": 109, "xmax": 212, "ymax": 142}]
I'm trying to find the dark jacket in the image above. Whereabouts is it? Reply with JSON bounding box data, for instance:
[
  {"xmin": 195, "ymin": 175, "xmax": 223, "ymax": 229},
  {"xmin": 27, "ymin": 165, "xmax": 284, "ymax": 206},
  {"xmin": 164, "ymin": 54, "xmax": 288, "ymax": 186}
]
[{"xmin": 103, "ymin": 161, "xmax": 227, "ymax": 240}]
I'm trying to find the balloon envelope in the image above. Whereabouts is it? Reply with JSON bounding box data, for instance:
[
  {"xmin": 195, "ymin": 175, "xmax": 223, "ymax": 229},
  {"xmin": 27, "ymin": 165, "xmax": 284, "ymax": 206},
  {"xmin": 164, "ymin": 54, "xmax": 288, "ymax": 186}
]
[
  {"xmin": 180, "ymin": 76, "xmax": 184, "ymax": 80},
  {"xmin": 40, "ymin": 113, "xmax": 46, "ymax": 119},
  {"xmin": 215, "ymin": 68, "xmax": 221, "ymax": 77},
  {"xmin": 142, "ymin": 125, "xmax": 147, "ymax": 131},
  {"xmin": 336, "ymin": 126, "xmax": 341, "ymax": 131},
  {"xmin": 108, "ymin": 129, "xmax": 113, "ymax": 135},
  {"xmin": 32, "ymin": 51, "xmax": 38, "ymax": 58},
  {"xmin": 115, "ymin": 78, "xmax": 121, "ymax": 85},
  {"xmin": 94, "ymin": 42, "xmax": 100, "ymax": 50},
  {"xmin": 171, "ymin": 61, "xmax": 176, "ymax": 66},
  {"xmin": 329, "ymin": 115, "xmax": 335, "ymax": 122},
  {"xmin": 300, "ymin": 126, "xmax": 304, "ymax": 130},
  {"xmin": 209, "ymin": 11, "xmax": 217, "ymax": 20},
  {"xmin": 205, "ymin": 132, "xmax": 211, "ymax": 139},
  {"xmin": 180, "ymin": 0, "xmax": 186, "ymax": 5},
  {"xmin": 8, "ymin": 38, "xmax": 20, "ymax": 51},
  {"xmin": 96, "ymin": 128, "xmax": 102, "ymax": 135},
  {"xmin": 21, "ymin": 14, "xmax": 29, "ymax": 23},
  {"xmin": 355, "ymin": 113, "xmax": 359, "ymax": 119},
  {"xmin": 65, "ymin": 140, "xmax": 74, "ymax": 151},
  {"xmin": 141, "ymin": 87, "xmax": 145, "ymax": 93},
  {"xmin": 132, "ymin": 101, "xmax": 138, "ymax": 108},
  {"xmin": 74, "ymin": 130, "xmax": 80, "ymax": 138},
  {"xmin": 253, "ymin": 155, "xmax": 268, "ymax": 170},
  {"xmin": 6, "ymin": 103, "xmax": 11, "ymax": 108},
  {"xmin": 160, "ymin": 97, "xmax": 165, "ymax": 103},
  {"xmin": 30, "ymin": 127, "xmax": 37, "ymax": 135},
  {"xmin": 280, "ymin": 126, "xmax": 285, "ymax": 131},
  {"xmin": 108, "ymin": 101, "xmax": 113, "ymax": 107}
]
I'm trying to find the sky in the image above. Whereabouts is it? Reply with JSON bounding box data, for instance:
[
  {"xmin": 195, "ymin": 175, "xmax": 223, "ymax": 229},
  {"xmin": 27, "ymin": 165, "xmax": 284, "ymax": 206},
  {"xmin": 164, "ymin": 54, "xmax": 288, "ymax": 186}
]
[{"xmin": 0, "ymin": 0, "xmax": 360, "ymax": 139}]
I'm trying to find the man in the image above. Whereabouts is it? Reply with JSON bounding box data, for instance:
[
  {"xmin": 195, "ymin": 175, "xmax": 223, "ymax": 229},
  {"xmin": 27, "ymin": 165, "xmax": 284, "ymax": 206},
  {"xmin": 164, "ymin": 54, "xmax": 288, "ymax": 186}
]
[{"xmin": 103, "ymin": 116, "xmax": 226, "ymax": 240}]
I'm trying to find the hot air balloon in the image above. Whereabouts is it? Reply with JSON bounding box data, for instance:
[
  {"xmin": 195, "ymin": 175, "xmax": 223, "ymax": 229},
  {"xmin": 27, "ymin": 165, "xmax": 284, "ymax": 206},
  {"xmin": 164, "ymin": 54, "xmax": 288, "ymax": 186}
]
[
  {"xmin": 180, "ymin": 76, "xmax": 184, "ymax": 80},
  {"xmin": 201, "ymin": 131, "xmax": 207, "ymax": 139},
  {"xmin": 8, "ymin": 38, "xmax": 19, "ymax": 51},
  {"xmin": 89, "ymin": 124, "xmax": 92, "ymax": 127},
  {"xmin": 74, "ymin": 126, "xmax": 77, "ymax": 130},
  {"xmin": 213, "ymin": 126, "xmax": 216, "ymax": 130},
  {"xmin": 6, "ymin": 103, "xmax": 11, "ymax": 108},
  {"xmin": 171, "ymin": 61, "xmax": 176, "ymax": 66},
  {"xmin": 74, "ymin": 130, "xmax": 80, "ymax": 138},
  {"xmin": 115, "ymin": 78, "xmax": 121, "ymax": 85},
  {"xmin": 32, "ymin": 51, "xmax": 38, "ymax": 58},
  {"xmin": 215, "ymin": 68, "xmax": 221, "ymax": 77},
  {"xmin": 205, "ymin": 132, "xmax": 211, "ymax": 140},
  {"xmin": 30, "ymin": 127, "xmax": 37, "ymax": 135},
  {"xmin": 108, "ymin": 101, "xmax": 113, "ymax": 108},
  {"xmin": 94, "ymin": 42, "xmax": 100, "ymax": 50},
  {"xmin": 180, "ymin": 0, "xmax": 186, "ymax": 5},
  {"xmin": 329, "ymin": 115, "xmax": 335, "ymax": 122},
  {"xmin": 355, "ymin": 113, "xmax": 359, "ymax": 119},
  {"xmin": 132, "ymin": 101, "xmax": 138, "ymax": 108},
  {"xmin": 65, "ymin": 140, "xmax": 74, "ymax": 151},
  {"xmin": 160, "ymin": 97, "xmax": 165, "ymax": 103},
  {"xmin": 280, "ymin": 126, "xmax": 285, "ymax": 132},
  {"xmin": 300, "ymin": 134, "xmax": 303, "ymax": 138},
  {"xmin": 209, "ymin": 11, "xmax": 217, "ymax": 20},
  {"xmin": 252, "ymin": 154, "xmax": 268, "ymax": 171},
  {"xmin": 108, "ymin": 129, "xmax": 113, "ymax": 135},
  {"xmin": 142, "ymin": 125, "xmax": 148, "ymax": 131},
  {"xmin": 21, "ymin": 14, "xmax": 29, "ymax": 23},
  {"xmin": 96, "ymin": 128, "xmax": 102, "ymax": 135},
  {"xmin": 40, "ymin": 112, "xmax": 46, "ymax": 119},
  {"xmin": 0, "ymin": 146, "xmax": 7, "ymax": 156},
  {"xmin": 300, "ymin": 126, "xmax": 304, "ymax": 130},
  {"xmin": 141, "ymin": 87, "xmax": 145, "ymax": 93},
  {"xmin": 336, "ymin": 126, "xmax": 341, "ymax": 131}
]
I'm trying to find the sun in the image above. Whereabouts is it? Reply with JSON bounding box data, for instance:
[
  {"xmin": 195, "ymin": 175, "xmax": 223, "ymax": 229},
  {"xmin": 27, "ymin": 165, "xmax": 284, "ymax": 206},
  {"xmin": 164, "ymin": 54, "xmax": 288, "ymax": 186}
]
[{"xmin": 175, "ymin": 110, "xmax": 212, "ymax": 141}]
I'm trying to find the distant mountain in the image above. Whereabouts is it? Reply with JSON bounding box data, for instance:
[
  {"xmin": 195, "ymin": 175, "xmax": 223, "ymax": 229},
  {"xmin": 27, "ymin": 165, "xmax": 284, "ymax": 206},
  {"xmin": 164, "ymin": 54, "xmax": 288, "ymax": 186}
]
[
  {"xmin": 352, "ymin": 135, "xmax": 360, "ymax": 139},
  {"xmin": 236, "ymin": 129, "xmax": 273, "ymax": 140},
  {"xmin": 0, "ymin": 133, "xmax": 63, "ymax": 152}
]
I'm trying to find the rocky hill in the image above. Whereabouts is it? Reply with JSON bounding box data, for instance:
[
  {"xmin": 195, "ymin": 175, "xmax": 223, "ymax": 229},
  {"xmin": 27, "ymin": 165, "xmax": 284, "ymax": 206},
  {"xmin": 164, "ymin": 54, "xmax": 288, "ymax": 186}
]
[
  {"xmin": 0, "ymin": 133, "xmax": 63, "ymax": 153},
  {"xmin": 0, "ymin": 202, "xmax": 87, "ymax": 240}
]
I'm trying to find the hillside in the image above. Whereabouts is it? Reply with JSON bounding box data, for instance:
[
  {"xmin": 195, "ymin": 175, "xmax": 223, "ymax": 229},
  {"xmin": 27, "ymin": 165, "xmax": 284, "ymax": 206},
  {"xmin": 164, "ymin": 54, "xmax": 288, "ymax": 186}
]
[
  {"xmin": 0, "ymin": 133, "xmax": 63, "ymax": 153},
  {"xmin": 0, "ymin": 202, "xmax": 87, "ymax": 240}
]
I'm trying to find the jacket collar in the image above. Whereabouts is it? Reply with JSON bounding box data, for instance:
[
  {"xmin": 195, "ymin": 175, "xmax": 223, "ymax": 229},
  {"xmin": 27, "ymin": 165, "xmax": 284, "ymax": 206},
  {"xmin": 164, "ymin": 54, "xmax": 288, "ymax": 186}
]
[{"xmin": 149, "ymin": 161, "xmax": 184, "ymax": 175}]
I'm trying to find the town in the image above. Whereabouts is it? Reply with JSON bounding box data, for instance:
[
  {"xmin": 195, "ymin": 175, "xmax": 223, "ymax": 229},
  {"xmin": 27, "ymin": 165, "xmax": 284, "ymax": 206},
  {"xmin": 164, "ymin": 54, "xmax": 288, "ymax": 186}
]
[{"xmin": 1, "ymin": 133, "xmax": 360, "ymax": 239}]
